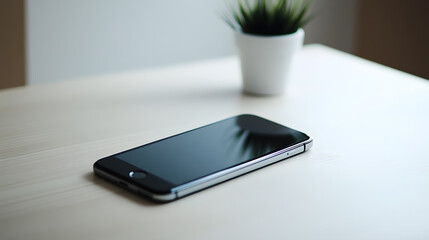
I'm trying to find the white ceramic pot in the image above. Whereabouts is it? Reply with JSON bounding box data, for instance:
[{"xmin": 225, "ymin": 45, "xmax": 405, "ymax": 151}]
[{"xmin": 235, "ymin": 28, "xmax": 304, "ymax": 95}]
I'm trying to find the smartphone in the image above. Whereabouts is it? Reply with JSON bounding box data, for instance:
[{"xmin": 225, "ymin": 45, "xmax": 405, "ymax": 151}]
[{"xmin": 93, "ymin": 114, "xmax": 313, "ymax": 202}]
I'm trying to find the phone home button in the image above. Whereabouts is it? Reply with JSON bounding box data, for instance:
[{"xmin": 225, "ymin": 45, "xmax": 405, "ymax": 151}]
[{"xmin": 129, "ymin": 171, "xmax": 146, "ymax": 179}]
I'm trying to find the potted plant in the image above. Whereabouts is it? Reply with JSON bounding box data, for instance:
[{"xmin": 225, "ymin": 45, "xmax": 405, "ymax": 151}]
[{"xmin": 224, "ymin": 0, "xmax": 312, "ymax": 95}]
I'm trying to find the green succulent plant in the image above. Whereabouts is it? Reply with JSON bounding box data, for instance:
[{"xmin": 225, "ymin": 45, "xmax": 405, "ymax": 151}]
[{"xmin": 223, "ymin": 0, "xmax": 313, "ymax": 36}]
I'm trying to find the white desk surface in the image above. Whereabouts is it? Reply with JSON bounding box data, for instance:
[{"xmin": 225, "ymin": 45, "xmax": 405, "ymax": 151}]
[{"xmin": 1, "ymin": 44, "xmax": 428, "ymax": 239}]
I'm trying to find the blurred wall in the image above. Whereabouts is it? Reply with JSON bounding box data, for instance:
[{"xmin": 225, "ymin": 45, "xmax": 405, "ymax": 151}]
[
  {"xmin": 0, "ymin": 0, "xmax": 26, "ymax": 89},
  {"xmin": 355, "ymin": 0, "xmax": 429, "ymax": 80},
  {"xmin": 26, "ymin": 0, "xmax": 235, "ymax": 85},
  {"xmin": 26, "ymin": 0, "xmax": 358, "ymax": 85},
  {"xmin": 304, "ymin": 0, "xmax": 358, "ymax": 54}
]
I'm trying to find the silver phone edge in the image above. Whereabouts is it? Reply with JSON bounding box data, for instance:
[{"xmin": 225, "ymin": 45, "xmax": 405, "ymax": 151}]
[{"xmin": 172, "ymin": 138, "xmax": 313, "ymax": 199}]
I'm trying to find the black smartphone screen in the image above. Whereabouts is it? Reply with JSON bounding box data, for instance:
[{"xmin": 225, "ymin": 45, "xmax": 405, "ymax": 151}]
[{"xmin": 113, "ymin": 115, "xmax": 309, "ymax": 186}]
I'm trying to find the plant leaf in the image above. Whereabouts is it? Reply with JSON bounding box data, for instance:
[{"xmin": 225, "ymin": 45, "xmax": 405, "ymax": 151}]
[{"xmin": 223, "ymin": 0, "xmax": 313, "ymax": 36}]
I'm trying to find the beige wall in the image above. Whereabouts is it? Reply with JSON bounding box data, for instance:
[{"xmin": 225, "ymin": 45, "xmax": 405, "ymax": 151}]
[
  {"xmin": 355, "ymin": 0, "xmax": 429, "ymax": 79},
  {"xmin": 0, "ymin": 0, "xmax": 26, "ymax": 89}
]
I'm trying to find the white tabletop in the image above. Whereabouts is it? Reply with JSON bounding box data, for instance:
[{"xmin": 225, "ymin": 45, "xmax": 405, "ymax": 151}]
[{"xmin": 1, "ymin": 44, "xmax": 428, "ymax": 240}]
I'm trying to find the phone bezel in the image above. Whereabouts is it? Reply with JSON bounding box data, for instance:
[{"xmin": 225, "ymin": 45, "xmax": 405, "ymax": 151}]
[{"xmin": 93, "ymin": 156, "xmax": 175, "ymax": 195}]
